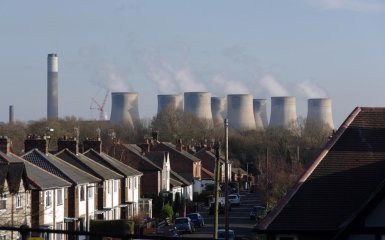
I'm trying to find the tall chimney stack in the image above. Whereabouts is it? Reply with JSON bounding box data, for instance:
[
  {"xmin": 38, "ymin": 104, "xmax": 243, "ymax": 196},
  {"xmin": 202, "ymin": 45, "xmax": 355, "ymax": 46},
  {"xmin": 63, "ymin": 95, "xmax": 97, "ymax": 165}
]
[
  {"xmin": 9, "ymin": 105, "xmax": 14, "ymax": 124},
  {"xmin": 47, "ymin": 53, "xmax": 58, "ymax": 120}
]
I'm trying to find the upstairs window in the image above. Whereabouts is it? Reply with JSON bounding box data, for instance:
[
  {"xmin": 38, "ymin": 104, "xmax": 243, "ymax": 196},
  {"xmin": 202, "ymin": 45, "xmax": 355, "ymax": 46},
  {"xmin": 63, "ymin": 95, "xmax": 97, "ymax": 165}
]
[
  {"xmin": 0, "ymin": 193, "xmax": 7, "ymax": 210},
  {"xmin": 16, "ymin": 194, "xmax": 23, "ymax": 208},
  {"xmin": 57, "ymin": 189, "xmax": 63, "ymax": 206},
  {"xmin": 80, "ymin": 185, "xmax": 85, "ymax": 202},
  {"xmin": 45, "ymin": 191, "xmax": 52, "ymax": 207}
]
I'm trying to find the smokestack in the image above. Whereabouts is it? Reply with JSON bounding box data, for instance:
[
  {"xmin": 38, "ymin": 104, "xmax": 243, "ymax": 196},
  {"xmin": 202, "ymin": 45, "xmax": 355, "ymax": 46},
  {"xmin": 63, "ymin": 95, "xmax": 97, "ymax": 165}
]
[
  {"xmin": 253, "ymin": 99, "xmax": 268, "ymax": 130},
  {"xmin": 157, "ymin": 94, "xmax": 183, "ymax": 115},
  {"xmin": 306, "ymin": 98, "xmax": 334, "ymax": 130},
  {"xmin": 227, "ymin": 94, "xmax": 256, "ymax": 131},
  {"xmin": 184, "ymin": 92, "xmax": 213, "ymax": 123},
  {"xmin": 110, "ymin": 92, "xmax": 140, "ymax": 129},
  {"xmin": 47, "ymin": 53, "xmax": 58, "ymax": 120},
  {"xmin": 9, "ymin": 105, "xmax": 14, "ymax": 124},
  {"xmin": 269, "ymin": 96, "xmax": 298, "ymax": 130},
  {"xmin": 211, "ymin": 97, "xmax": 227, "ymax": 126}
]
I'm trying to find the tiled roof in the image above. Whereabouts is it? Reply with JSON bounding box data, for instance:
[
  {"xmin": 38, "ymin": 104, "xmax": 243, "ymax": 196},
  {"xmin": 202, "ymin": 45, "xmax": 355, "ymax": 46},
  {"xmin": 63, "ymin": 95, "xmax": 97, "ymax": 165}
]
[
  {"xmin": 83, "ymin": 149, "xmax": 142, "ymax": 177},
  {"xmin": 262, "ymin": 107, "xmax": 385, "ymax": 232},
  {"xmin": 145, "ymin": 151, "xmax": 167, "ymax": 168},
  {"xmin": 22, "ymin": 148, "xmax": 100, "ymax": 185},
  {"xmin": 55, "ymin": 149, "xmax": 123, "ymax": 180},
  {"xmin": 3, "ymin": 152, "xmax": 71, "ymax": 190}
]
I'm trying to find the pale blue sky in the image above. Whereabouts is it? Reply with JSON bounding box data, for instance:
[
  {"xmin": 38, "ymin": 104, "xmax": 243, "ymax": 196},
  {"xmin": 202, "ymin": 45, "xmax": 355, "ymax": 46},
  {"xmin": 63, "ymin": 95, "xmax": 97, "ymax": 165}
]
[{"xmin": 1, "ymin": 0, "xmax": 385, "ymax": 127}]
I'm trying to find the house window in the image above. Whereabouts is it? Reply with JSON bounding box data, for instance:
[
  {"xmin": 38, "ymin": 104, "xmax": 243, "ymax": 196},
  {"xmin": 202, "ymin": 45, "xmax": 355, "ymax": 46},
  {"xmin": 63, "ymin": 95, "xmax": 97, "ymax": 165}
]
[
  {"xmin": 16, "ymin": 193, "xmax": 23, "ymax": 208},
  {"xmin": 134, "ymin": 177, "xmax": 137, "ymax": 189},
  {"xmin": 88, "ymin": 186, "xmax": 93, "ymax": 199},
  {"xmin": 80, "ymin": 185, "xmax": 85, "ymax": 201},
  {"xmin": 0, "ymin": 193, "xmax": 7, "ymax": 210},
  {"xmin": 108, "ymin": 181, "xmax": 112, "ymax": 194},
  {"xmin": 0, "ymin": 235, "xmax": 6, "ymax": 240},
  {"xmin": 128, "ymin": 178, "xmax": 131, "ymax": 189},
  {"xmin": 57, "ymin": 189, "xmax": 63, "ymax": 206},
  {"xmin": 45, "ymin": 191, "xmax": 52, "ymax": 207},
  {"xmin": 114, "ymin": 180, "xmax": 118, "ymax": 193}
]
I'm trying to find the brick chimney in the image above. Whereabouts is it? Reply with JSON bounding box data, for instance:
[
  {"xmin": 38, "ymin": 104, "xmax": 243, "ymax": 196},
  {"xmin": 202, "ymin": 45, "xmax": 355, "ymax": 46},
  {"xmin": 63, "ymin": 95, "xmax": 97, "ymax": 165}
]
[
  {"xmin": 0, "ymin": 136, "xmax": 11, "ymax": 154},
  {"xmin": 57, "ymin": 136, "xmax": 78, "ymax": 154},
  {"xmin": 24, "ymin": 135, "xmax": 49, "ymax": 154},
  {"xmin": 83, "ymin": 138, "xmax": 102, "ymax": 153},
  {"xmin": 176, "ymin": 139, "xmax": 183, "ymax": 151}
]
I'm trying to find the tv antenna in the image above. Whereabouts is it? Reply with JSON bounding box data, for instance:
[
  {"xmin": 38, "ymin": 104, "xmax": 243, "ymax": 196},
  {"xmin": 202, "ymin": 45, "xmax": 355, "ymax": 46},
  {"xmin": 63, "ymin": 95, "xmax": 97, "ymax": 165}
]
[{"xmin": 90, "ymin": 89, "xmax": 109, "ymax": 120}]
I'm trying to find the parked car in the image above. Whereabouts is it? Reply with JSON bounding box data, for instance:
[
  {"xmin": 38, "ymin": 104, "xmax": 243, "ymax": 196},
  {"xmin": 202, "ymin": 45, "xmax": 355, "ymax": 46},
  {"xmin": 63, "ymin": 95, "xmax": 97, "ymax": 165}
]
[
  {"xmin": 228, "ymin": 194, "xmax": 241, "ymax": 206},
  {"xmin": 249, "ymin": 205, "xmax": 266, "ymax": 220},
  {"xmin": 209, "ymin": 201, "xmax": 231, "ymax": 214},
  {"xmin": 217, "ymin": 229, "xmax": 236, "ymax": 240},
  {"xmin": 174, "ymin": 217, "xmax": 195, "ymax": 234},
  {"xmin": 186, "ymin": 213, "xmax": 205, "ymax": 227}
]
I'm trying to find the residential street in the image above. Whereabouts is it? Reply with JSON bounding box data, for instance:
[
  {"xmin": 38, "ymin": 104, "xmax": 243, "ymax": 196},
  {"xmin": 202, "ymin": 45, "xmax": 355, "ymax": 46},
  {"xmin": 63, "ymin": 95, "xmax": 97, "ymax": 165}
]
[{"xmin": 180, "ymin": 190, "xmax": 264, "ymax": 239}]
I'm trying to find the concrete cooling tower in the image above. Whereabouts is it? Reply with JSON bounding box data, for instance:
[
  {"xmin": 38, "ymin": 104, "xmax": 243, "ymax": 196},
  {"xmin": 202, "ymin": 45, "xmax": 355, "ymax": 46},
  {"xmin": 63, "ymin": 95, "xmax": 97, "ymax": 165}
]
[
  {"xmin": 211, "ymin": 97, "xmax": 227, "ymax": 126},
  {"xmin": 110, "ymin": 92, "xmax": 140, "ymax": 128},
  {"xmin": 306, "ymin": 98, "xmax": 334, "ymax": 130},
  {"xmin": 269, "ymin": 96, "xmax": 298, "ymax": 130},
  {"xmin": 227, "ymin": 94, "xmax": 256, "ymax": 131},
  {"xmin": 184, "ymin": 92, "xmax": 213, "ymax": 123},
  {"xmin": 47, "ymin": 53, "xmax": 58, "ymax": 119},
  {"xmin": 253, "ymin": 99, "xmax": 268, "ymax": 130},
  {"xmin": 157, "ymin": 94, "xmax": 183, "ymax": 114}
]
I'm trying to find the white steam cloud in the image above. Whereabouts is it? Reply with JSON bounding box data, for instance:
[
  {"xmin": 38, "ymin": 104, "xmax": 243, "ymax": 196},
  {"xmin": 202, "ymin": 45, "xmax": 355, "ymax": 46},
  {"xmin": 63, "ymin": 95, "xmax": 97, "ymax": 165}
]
[
  {"xmin": 96, "ymin": 63, "xmax": 132, "ymax": 92},
  {"xmin": 210, "ymin": 74, "xmax": 250, "ymax": 94},
  {"xmin": 297, "ymin": 81, "xmax": 328, "ymax": 98},
  {"xmin": 259, "ymin": 74, "xmax": 290, "ymax": 96},
  {"xmin": 147, "ymin": 60, "xmax": 206, "ymax": 94}
]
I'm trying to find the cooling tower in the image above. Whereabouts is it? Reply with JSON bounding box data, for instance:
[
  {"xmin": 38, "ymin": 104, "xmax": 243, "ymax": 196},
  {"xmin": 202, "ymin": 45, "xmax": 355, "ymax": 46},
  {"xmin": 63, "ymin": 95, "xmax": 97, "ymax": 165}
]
[
  {"xmin": 227, "ymin": 94, "xmax": 256, "ymax": 131},
  {"xmin": 211, "ymin": 97, "xmax": 227, "ymax": 126},
  {"xmin": 110, "ymin": 92, "xmax": 140, "ymax": 128},
  {"xmin": 184, "ymin": 92, "xmax": 213, "ymax": 123},
  {"xmin": 253, "ymin": 99, "xmax": 268, "ymax": 129},
  {"xmin": 269, "ymin": 96, "xmax": 298, "ymax": 130},
  {"xmin": 157, "ymin": 94, "xmax": 183, "ymax": 114},
  {"xmin": 47, "ymin": 53, "xmax": 58, "ymax": 119},
  {"xmin": 306, "ymin": 98, "xmax": 334, "ymax": 130}
]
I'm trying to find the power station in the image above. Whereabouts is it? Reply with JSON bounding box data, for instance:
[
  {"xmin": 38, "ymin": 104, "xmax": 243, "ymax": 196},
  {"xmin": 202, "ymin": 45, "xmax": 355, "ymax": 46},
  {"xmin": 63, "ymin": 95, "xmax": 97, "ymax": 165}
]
[
  {"xmin": 227, "ymin": 94, "xmax": 256, "ymax": 131},
  {"xmin": 157, "ymin": 94, "xmax": 183, "ymax": 115},
  {"xmin": 110, "ymin": 92, "xmax": 140, "ymax": 129},
  {"xmin": 306, "ymin": 98, "xmax": 334, "ymax": 130},
  {"xmin": 41, "ymin": 53, "xmax": 335, "ymax": 131},
  {"xmin": 269, "ymin": 96, "xmax": 299, "ymax": 131},
  {"xmin": 184, "ymin": 92, "xmax": 213, "ymax": 124},
  {"xmin": 47, "ymin": 53, "xmax": 58, "ymax": 119},
  {"xmin": 253, "ymin": 99, "xmax": 268, "ymax": 130}
]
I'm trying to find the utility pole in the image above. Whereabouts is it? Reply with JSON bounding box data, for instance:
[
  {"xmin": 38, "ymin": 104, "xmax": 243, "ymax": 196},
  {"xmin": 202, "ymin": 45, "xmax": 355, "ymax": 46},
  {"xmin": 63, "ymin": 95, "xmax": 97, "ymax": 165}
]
[
  {"xmin": 213, "ymin": 142, "xmax": 220, "ymax": 239},
  {"xmin": 224, "ymin": 118, "xmax": 229, "ymax": 239}
]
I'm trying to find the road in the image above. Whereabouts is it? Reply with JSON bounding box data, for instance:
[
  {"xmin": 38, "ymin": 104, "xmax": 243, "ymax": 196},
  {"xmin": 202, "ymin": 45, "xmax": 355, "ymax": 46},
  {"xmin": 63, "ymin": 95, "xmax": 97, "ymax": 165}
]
[{"xmin": 180, "ymin": 190, "xmax": 264, "ymax": 239}]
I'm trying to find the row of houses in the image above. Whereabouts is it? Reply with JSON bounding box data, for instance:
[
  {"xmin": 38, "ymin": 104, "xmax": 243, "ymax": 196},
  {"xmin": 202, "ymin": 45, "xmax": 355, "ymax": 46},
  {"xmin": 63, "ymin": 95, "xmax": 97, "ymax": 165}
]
[{"xmin": 0, "ymin": 132, "xmax": 232, "ymax": 240}]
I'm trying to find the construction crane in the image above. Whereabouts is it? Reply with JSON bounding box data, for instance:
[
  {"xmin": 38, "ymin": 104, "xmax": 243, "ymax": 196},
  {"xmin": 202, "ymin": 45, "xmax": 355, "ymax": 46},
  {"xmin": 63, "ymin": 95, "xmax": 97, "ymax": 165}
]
[{"xmin": 90, "ymin": 89, "xmax": 109, "ymax": 120}]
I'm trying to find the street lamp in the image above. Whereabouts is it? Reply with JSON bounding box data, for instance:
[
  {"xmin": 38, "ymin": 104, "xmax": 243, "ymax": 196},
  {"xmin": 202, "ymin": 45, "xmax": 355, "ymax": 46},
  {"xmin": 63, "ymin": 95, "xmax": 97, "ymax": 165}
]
[{"xmin": 246, "ymin": 162, "xmax": 253, "ymax": 190}]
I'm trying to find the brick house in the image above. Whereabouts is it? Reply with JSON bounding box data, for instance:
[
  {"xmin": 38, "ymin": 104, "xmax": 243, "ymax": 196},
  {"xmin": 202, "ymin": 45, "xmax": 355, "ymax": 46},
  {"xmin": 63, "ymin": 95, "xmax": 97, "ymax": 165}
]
[
  {"xmin": 82, "ymin": 138, "xmax": 145, "ymax": 219},
  {"xmin": 256, "ymin": 107, "xmax": 385, "ymax": 239},
  {"xmin": 22, "ymin": 136, "xmax": 100, "ymax": 235}
]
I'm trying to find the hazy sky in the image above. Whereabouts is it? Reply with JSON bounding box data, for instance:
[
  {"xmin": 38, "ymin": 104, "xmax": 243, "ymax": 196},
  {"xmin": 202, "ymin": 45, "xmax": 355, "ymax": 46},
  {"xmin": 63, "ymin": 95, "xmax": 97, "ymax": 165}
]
[{"xmin": 1, "ymin": 0, "xmax": 385, "ymax": 127}]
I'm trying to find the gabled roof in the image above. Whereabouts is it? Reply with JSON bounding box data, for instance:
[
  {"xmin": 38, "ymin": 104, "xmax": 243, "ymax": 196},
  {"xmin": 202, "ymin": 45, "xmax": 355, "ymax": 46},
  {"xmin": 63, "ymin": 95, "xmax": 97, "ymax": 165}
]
[
  {"xmin": 83, "ymin": 149, "xmax": 142, "ymax": 177},
  {"xmin": 0, "ymin": 151, "xmax": 27, "ymax": 193},
  {"xmin": 145, "ymin": 151, "xmax": 168, "ymax": 168},
  {"xmin": 22, "ymin": 148, "xmax": 100, "ymax": 185},
  {"xmin": 55, "ymin": 149, "xmax": 123, "ymax": 180},
  {"xmin": 260, "ymin": 107, "xmax": 385, "ymax": 233},
  {"xmin": 2, "ymin": 151, "xmax": 71, "ymax": 190},
  {"xmin": 160, "ymin": 142, "xmax": 201, "ymax": 163}
]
